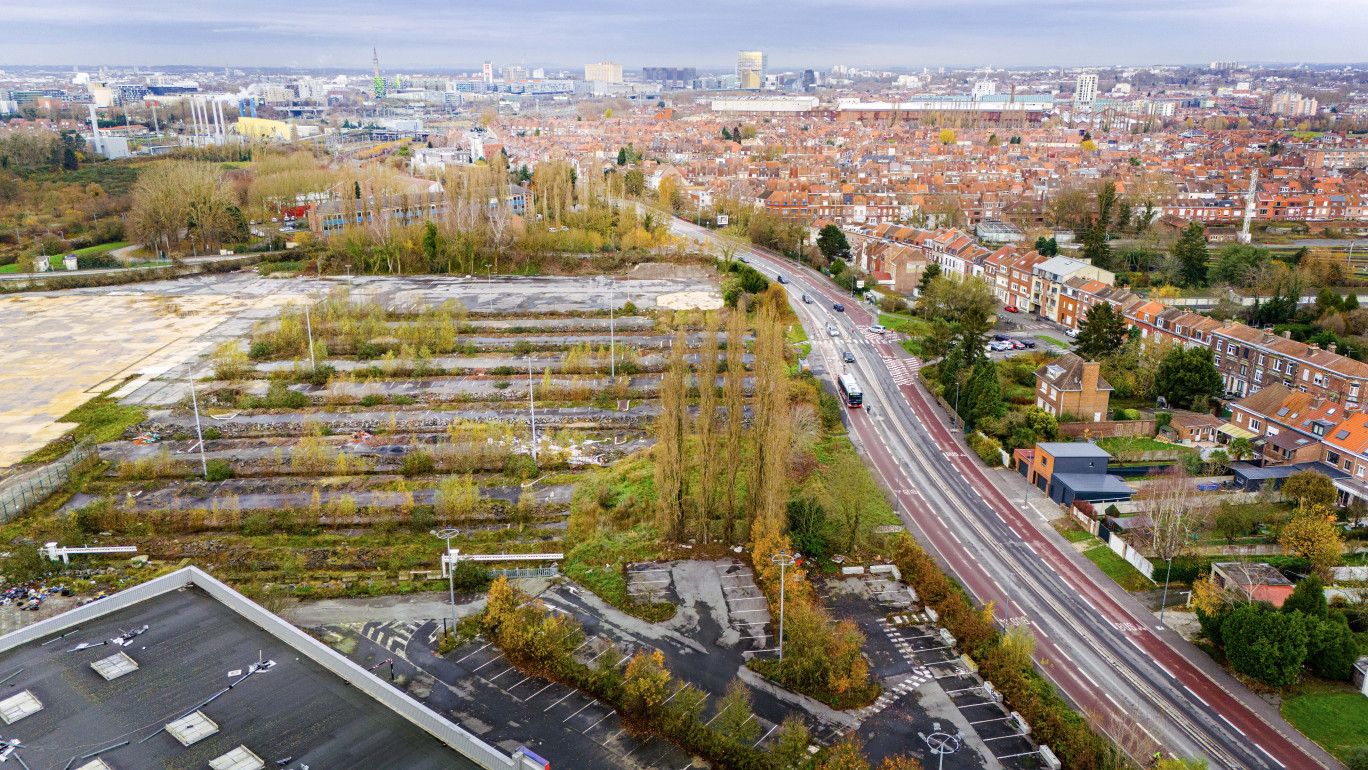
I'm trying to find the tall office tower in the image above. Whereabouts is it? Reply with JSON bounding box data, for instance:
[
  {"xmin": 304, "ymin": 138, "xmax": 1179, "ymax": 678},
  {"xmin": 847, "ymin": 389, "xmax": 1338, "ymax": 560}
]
[
  {"xmin": 1075, "ymin": 73, "xmax": 1098, "ymax": 107},
  {"xmin": 584, "ymin": 61, "xmax": 623, "ymax": 83},
  {"xmin": 736, "ymin": 51, "xmax": 767, "ymax": 90}
]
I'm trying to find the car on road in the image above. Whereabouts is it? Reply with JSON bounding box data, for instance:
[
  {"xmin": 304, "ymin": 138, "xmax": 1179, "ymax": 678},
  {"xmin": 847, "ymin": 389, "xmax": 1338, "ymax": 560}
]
[
  {"xmin": 869, "ymin": 324, "xmax": 887, "ymax": 334},
  {"xmin": 1066, "ymin": 328, "xmax": 1079, "ymax": 339},
  {"xmin": 776, "ymin": 274, "xmax": 788, "ymax": 284},
  {"xmin": 738, "ymin": 256, "xmax": 748, "ymax": 264},
  {"xmin": 1003, "ymin": 305, "xmax": 1020, "ymax": 313},
  {"xmin": 833, "ymin": 303, "xmax": 845, "ymax": 312},
  {"xmin": 843, "ymin": 351, "xmax": 855, "ymax": 363},
  {"xmin": 801, "ymin": 294, "xmax": 813, "ymax": 304},
  {"xmin": 827, "ymin": 325, "xmax": 841, "ymax": 337}
]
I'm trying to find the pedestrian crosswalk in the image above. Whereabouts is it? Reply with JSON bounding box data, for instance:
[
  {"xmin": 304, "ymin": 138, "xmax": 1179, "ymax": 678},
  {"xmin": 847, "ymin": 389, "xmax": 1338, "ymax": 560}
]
[
  {"xmin": 362, "ymin": 621, "xmax": 419, "ymax": 656},
  {"xmin": 883, "ymin": 355, "xmax": 921, "ymax": 386}
]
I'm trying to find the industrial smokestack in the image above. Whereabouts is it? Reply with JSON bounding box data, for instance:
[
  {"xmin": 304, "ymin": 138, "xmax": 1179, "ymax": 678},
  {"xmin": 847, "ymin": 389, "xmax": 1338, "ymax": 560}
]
[{"xmin": 87, "ymin": 104, "xmax": 103, "ymax": 155}]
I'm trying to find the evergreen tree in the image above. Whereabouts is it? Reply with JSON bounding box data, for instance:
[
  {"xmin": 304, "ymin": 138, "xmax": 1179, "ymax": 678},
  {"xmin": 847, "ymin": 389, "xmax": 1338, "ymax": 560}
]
[
  {"xmin": 721, "ymin": 127, "xmax": 731, "ymax": 141},
  {"xmin": 1283, "ymin": 575, "xmax": 1327, "ymax": 619},
  {"xmin": 960, "ymin": 358, "xmax": 1003, "ymax": 429},
  {"xmin": 1074, "ymin": 302, "xmax": 1128, "ymax": 360},
  {"xmin": 1034, "ymin": 236, "xmax": 1059, "ymax": 256},
  {"xmin": 1173, "ymin": 222, "xmax": 1210, "ymax": 287},
  {"xmin": 1081, "ymin": 224, "xmax": 1111, "ymax": 270},
  {"xmin": 916, "ymin": 263, "xmax": 941, "ymax": 295},
  {"xmin": 816, "ymin": 224, "xmax": 851, "ymax": 261},
  {"xmin": 1155, "ymin": 347, "xmax": 1223, "ymax": 410},
  {"xmin": 616, "ymin": 147, "xmax": 627, "ymax": 165}
]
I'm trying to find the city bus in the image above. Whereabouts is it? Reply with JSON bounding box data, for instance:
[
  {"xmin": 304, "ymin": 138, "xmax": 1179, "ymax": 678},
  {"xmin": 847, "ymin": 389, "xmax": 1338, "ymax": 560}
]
[{"xmin": 838, "ymin": 373, "xmax": 863, "ymax": 408}]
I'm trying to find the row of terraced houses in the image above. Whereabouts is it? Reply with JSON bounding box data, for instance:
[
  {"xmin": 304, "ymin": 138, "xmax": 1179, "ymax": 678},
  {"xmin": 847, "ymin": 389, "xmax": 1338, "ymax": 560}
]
[{"xmin": 840, "ymin": 219, "xmax": 1368, "ymax": 505}]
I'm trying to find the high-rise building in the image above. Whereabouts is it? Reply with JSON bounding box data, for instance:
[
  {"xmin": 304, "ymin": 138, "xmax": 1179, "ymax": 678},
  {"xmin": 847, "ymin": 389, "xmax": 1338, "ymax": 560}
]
[
  {"xmin": 1075, "ymin": 73, "xmax": 1098, "ymax": 107},
  {"xmin": 643, "ymin": 67, "xmax": 697, "ymax": 89},
  {"xmin": 736, "ymin": 51, "xmax": 767, "ymax": 90},
  {"xmin": 971, "ymin": 80, "xmax": 996, "ymax": 99},
  {"xmin": 482, "ymin": 62, "xmax": 493, "ymax": 84},
  {"xmin": 584, "ymin": 61, "xmax": 623, "ymax": 83}
]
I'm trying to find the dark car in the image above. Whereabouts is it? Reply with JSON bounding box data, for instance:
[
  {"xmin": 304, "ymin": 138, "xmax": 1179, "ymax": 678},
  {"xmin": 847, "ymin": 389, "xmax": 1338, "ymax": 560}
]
[
  {"xmin": 992, "ymin": 333, "xmax": 1011, "ymax": 341},
  {"xmin": 801, "ymin": 294, "xmax": 813, "ymax": 304},
  {"xmin": 843, "ymin": 351, "xmax": 855, "ymax": 363},
  {"xmin": 833, "ymin": 303, "xmax": 845, "ymax": 312},
  {"xmin": 1022, "ymin": 340, "xmax": 1036, "ymax": 349},
  {"xmin": 738, "ymin": 256, "xmax": 749, "ymax": 263},
  {"xmin": 776, "ymin": 274, "xmax": 788, "ymax": 284}
]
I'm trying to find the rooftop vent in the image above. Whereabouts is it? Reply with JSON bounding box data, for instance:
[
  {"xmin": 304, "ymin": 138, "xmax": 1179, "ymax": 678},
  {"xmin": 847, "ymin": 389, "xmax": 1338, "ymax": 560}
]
[
  {"xmin": 166, "ymin": 710, "xmax": 220, "ymax": 747},
  {"xmin": 0, "ymin": 690, "xmax": 43, "ymax": 724},
  {"xmin": 91, "ymin": 651, "xmax": 138, "ymax": 681},
  {"xmin": 209, "ymin": 746, "xmax": 265, "ymax": 770},
  {"xmin": 1046, "ymin": 365, "xmax": 1065, "ymax": 379}
]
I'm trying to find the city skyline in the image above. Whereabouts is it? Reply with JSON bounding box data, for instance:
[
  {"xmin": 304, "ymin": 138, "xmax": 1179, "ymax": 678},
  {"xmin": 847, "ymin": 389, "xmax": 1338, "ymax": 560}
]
[{"xmin": 3, "ymin": 0, "xmax": 1366, "ymax": 71}]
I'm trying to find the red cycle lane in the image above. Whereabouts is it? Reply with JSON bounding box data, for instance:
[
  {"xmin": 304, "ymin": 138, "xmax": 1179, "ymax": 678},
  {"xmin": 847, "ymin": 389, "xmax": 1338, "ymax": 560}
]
[{"xmin": 893, "ymin": 348, "xmax": 1315, "ymax": 769}]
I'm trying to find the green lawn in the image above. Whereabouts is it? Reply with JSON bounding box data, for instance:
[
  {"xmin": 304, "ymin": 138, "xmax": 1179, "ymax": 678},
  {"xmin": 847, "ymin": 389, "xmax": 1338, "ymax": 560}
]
[
  {"xmin": 1037, "ymin": 335, "xmax": 1071, "ymax": 348},
  {"xmin": 879, "ymin": 313, "xmax": 930, "ymax": 336},
  {"xmin": 1062, "ymin": 529, "xmax": 1094, "ymax": 544},
  {"xmin": 1096, "ymin": 436, "xmax": 1196, "ymax": 455},
  {"xmin": 1084, "ymin": 543, "xmax": 1154, "ymax": 592},
  {"xmin": 72, "ymin": 241, "xmax": 129, "ymax": 257},
  {"xmin": 24, "ymin": 396, "xmax": 147, "ymax": 464},
  {"xmin": 1282, "ymin": 693, "xmax": 1368, "ymax": 761}
]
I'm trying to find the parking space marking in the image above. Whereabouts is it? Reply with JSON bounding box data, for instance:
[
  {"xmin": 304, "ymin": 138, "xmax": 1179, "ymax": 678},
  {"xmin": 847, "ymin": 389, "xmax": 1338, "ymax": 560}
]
[
  {"xmin": 455, "ymin": 642, "xmax": 491, "ymax": 664},
  {"xmin": 544, "ymin": 689, "xmax": 576, "ymax": 712}
]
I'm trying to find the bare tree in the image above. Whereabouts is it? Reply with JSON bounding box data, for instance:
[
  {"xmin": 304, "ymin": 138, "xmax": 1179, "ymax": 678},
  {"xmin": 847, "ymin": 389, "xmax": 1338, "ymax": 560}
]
[
  {"xmin": 722, "ymin": 299, "xmax": 748, "ymax": 544},
  {"xmin": 694, "ymin": 313, "xmax": 721, "ymax": 543},
  {"xmin": 1134, "ymin": 467, "xmax": 1210, "ymax": 562}
]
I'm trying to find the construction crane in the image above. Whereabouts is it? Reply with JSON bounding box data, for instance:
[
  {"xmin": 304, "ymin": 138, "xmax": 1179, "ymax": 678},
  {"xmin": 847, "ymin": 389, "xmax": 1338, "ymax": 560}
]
[{"xmin": 1239, "ymin": 167, "xmax": 1258, "ymax": 245}]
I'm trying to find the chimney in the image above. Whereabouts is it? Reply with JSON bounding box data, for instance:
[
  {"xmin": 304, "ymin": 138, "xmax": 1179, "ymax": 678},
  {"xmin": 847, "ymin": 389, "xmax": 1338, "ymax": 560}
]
[
  {"xmin": 1082, "ymin": 361, "xmax": 1101, "ymax": 392},
  {"xmin": 1329, "ymin": 342, "xmax": 1338, "ymax": 354},
  {"xmin": 1283, "ymin": 330, "xmax": 1291, "ymax": 339}
]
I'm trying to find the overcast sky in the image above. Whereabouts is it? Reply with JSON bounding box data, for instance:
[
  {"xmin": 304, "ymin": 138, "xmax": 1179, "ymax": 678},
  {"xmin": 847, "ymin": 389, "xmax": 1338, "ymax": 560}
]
[{"xmin": 2, "ymin": 0, "xmax": 1364, "ymax": 72}]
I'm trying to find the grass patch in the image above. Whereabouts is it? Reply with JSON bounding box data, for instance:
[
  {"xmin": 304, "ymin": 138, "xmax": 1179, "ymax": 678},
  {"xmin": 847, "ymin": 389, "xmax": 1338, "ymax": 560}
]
[
  {"xmin": 1083, "ymin": 542, "xmax": 1154, "ymax": 592},
  {"xmin": 1037, "ymin": 335, "xmax": 1071, "ymax": 348},
  {"xmin": 879, "ymin": 313, "xmax": 930, "ymax": 336},
  {"xmin": 785, "ymin": 323, "xmax": 809, "ymax": 345},
  {"xmin": 1281, "ymin": 692, "xmax": 1368, "ymax": 761},
  {"xmin": 1096, "ymin": 436, "xmax": 1196, "ymax": 455},
  {"xmin": 1062, "ymin": 528, "xmax": 1094, "ymax": 544},
  {"xmin": 72, "ymin": 241, "xmax": 129, "ymax": 257},
  {"xmin": 24, "ymin": 396, "xmax": 146, "ymax": 464},
  {"xmin": 563, "ymin": 524, "xmax": 675, "ymax": 622}
]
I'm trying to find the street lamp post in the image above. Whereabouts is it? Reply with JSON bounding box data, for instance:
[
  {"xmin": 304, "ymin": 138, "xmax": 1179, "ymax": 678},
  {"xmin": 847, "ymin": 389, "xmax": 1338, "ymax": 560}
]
[
  {"xmin": 608, "ymin": 278, "xmax": 616, "ymax": 378},
  {"xmin": 187, "ymin": 372, "xmax": 208, "ymax": 479},
  {"xmin": 1159, "ymin": 555, "xmax": 1175, "ymax": 628},
  {"xmin": 951, "ymin": 381, "xmax": 962, "ymax": 430},
  {"xmin": 304, "ymin": 302, "xmax": 316, "ymax": 370},
  {"xmin": 917, "ymin": 725, "xmax": 962, "ymax": 770},
  {"xmin": 432, "ymin": 528, "xmax": 461, "ymax": 635},
  {"xmin": 485, "ymin": 262, "xmax": 491, "ymax": 285},
  {"xmin": 770, "ymin": 550, "xmax": 797, "ymax": 662}
]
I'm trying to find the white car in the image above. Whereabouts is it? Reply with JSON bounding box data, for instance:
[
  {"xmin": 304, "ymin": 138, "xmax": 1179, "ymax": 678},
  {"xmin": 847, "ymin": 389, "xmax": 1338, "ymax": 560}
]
[
  {"xmin": 827, "ymin": 325, "xmax": 841, "ymax": 337},
  {"xmin": 1066, "ymin": 328, "xmax": 1079, "ymax": 339},
  {"xmin": 868, "ymin": 325, "xmax": 887, "ymax": 334}
]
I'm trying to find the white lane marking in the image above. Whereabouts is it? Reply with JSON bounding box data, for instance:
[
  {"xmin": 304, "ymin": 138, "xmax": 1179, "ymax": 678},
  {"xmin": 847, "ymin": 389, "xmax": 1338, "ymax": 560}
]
[
  {"xmin": 1217, "ymin": 712, "xmax": 1246, "ymax": 736},
  {"xmin": 1182, "ymin": 684, "xmax": 1210, "ymax": 709},
  {"xmin": 1077, "ymin": 667, "xmax": 1101, "ymax": 689},
  {"xmin": 1256, "ymin": 744, "xmax": 1285, "ymax": 768}
]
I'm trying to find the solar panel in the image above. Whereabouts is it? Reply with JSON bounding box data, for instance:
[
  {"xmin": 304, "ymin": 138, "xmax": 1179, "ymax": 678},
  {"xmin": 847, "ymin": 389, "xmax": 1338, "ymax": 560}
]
[
  {"xmin": 209, "ymin": 746, "xmax": 265, "ymax": 770},
  {"xmin": 166, "ymin": 710, "xmax": 220, "ymax": 747},
  {"xmin": 0, "ymin": 691, "xmax": 43, "ymax": 724},
  {"xmin": 91, "ymin": 651, "xmax": 139, "ymax": 681}
]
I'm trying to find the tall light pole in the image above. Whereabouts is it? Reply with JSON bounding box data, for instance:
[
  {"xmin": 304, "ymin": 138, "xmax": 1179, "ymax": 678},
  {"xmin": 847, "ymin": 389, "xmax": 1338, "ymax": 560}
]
[
  {"xmin": 528, "ymin": 359, "xmax": 538, "ymax": 465},
  {"xmin": 770, "ymin": 550, "xmax": 796, "ymax": 661},
  {"xmin": 432, "ymin": 528, "xmax": 461, "ymax": 635},
  {"xmin": 304, "ymin": 302, "xmax": 316, "ymax": 370},
  {"xmin": 485, "ymin": 262, "xmax": 491, "ymax": 286},
  {"xmin": 917, "ymin": 726, "xmax": 962, "ymax": 770},
  {"xmin": 608, "ymin": 278, "xmax": 616, "ymax": 378},
  {"xmin": 1159, "ymin": 555, "xmax": 1175, "ymax": 628},
  {"xmin": 187, "ymin": 371, "xmax": 208, "ymax": 479}
]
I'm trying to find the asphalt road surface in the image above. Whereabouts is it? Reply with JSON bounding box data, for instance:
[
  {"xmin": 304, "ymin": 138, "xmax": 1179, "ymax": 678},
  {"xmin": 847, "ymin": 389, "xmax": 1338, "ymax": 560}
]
[{"xmin": 664, "ymin": 213, "xmax": 1336, "ymax": 770}]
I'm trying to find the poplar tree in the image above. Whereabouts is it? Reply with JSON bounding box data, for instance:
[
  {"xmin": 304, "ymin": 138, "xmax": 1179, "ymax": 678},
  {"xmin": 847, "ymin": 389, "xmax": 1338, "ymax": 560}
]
[
  {"xmin": 694, "ymin": 313, "xmax": 721, "ymax": 542},
  {"xmin": 722, "ymin": 299, "xmax": 748, "ymax": 544},
  {"xmin": 654, "ymin": 326, "xmax": 688, "ymax": 541}
]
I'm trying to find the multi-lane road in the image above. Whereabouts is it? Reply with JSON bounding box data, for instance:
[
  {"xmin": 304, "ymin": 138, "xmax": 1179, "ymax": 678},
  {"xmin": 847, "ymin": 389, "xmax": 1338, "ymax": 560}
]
[{"xmin": 664, "ymin": 215, "xmax": 1338, "ymax": 770}]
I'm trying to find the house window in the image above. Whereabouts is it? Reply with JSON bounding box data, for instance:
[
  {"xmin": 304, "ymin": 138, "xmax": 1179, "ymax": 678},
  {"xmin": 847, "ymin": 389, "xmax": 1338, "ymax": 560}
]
[
  {"xmin": 1329, "ymin": 451, "xmax": 1342, "ymax": 465},
  {"xmin": 1235, "ymin": 413, "xmax": 1244, "ymax": 424},
  {"xmin": 1240, "ymin": 365, "xmax": 1248, "ymax": 376},
  {"xmin": 1273, "ymin": 359, "xmax": 1283, "ymax": 372},
  {"xmin": 1347, "ymin": 458, "xmax": 1355, "ymax": 471},
  {"xmin": 1303, "ymin": 369, "xmax": 1311, "ymax": 381},
  {"xmin": 1258, "ymin": 354, "xmax": 1265, "ymax": 365},
  {"xmin": 1215, "ymin": 341, "xmax": 1225, "ymax": 353},
  {"xmin": 1249, "ymin": 419, "xmax": 1261, "ymax": 431}
]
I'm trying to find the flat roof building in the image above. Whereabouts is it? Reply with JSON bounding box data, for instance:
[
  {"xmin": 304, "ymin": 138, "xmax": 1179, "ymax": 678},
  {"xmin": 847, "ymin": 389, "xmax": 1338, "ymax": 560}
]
[{"xmin": 0, "ymin": 567, "xmax": 545, "ymax": 770}]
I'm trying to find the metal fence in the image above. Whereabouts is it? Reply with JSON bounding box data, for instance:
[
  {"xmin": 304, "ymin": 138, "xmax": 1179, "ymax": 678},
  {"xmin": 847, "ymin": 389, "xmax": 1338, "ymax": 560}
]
[
  {"xmin": 0, "ymin": 442, "xmax": 97, "ymax": 522},
  {"xmin": 490, "ymin": 565, "xmax": 559, "ymax": 580}
]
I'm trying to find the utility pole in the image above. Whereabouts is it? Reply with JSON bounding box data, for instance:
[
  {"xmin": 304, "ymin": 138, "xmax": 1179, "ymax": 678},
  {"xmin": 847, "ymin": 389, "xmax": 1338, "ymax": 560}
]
[
  {"xmin": 770, "ymin": 550, "xmax": 796, "ymax": 661},
  {"xmin": 432, "ymin": 528, "xmax": 460, "ymax": 635},
  {"xmin": 608, "ymin": 278, "xmax": 616, "ymax": 378},
  {"xmin": 528, "ymin": 359, "xmax": 538, "ymax": 465},
  {"xmin": 305, "ymin": 303, "xmax": 316, "ymax": 369},
  {"xmin": 188, "ymin": 372, "xmax": 209, "ymax": 479}
]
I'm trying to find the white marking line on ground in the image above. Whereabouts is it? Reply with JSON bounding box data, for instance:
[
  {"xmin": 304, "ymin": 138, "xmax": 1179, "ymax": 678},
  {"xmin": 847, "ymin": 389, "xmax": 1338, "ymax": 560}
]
[
  {"xmin": 585, "ymin": 710, "xmax": 615, "ymax": 732},
  {"xmin": 563, "ymin": 699, "xmax": 599, "ymax": 722},
  {"xmin": 472, "ymin": 655, "xmax": 504, "ymax": 672},
  {"xmin": 1076, "ymin": 668, "xmax": 1101, "ymax": 689},
  {"xmin": 1217, "ymin": 712, "xmax": 1246, "ymax": 736},
  {"xmin": 544, "ymin": 690, "xmax": 577, "ymax": 712},
  {"xmin": 527, "ymin": 682, "xmax": 556, "ymax": 700},
  {"xmin": 489, "ymin": 666, "xmax": 517, "ymax": 682},
  {"xmin": 1182, "ymin": 685, "xmax": 1210, "ymax": 709},
  {"xmin": 1256, "ymin": 744, "xmax": 1286, "ymax": 768},
  {"xmin": 455, "ymin": 642, "xmax": 491, "ymax": 664},
  {"xmin": 754, "ymin": 723, "xmax": 780, "ymax": 746}
]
